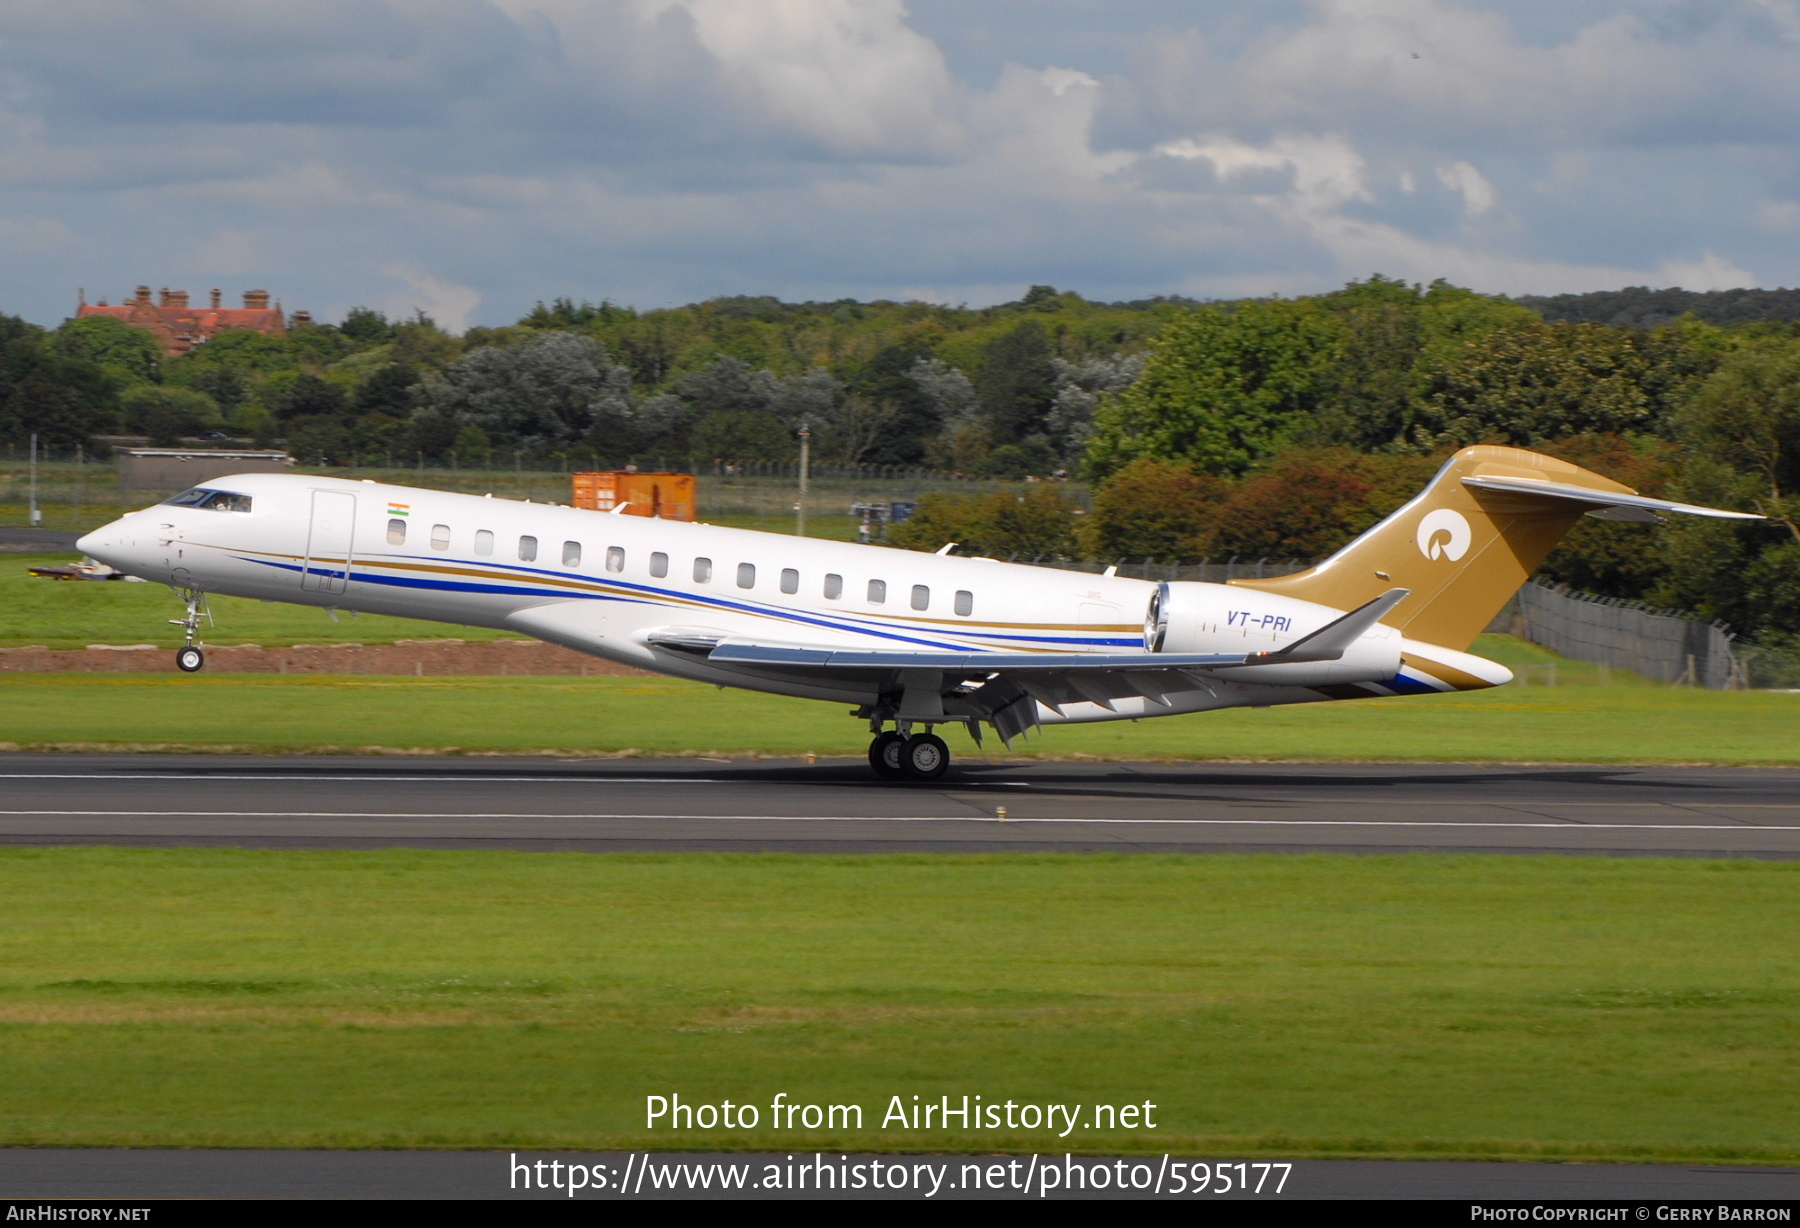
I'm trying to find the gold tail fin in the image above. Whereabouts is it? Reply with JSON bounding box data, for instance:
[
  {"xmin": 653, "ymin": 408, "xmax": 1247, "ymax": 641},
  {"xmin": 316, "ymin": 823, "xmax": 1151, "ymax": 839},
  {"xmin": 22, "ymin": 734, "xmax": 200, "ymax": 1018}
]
[{"xmin": 1230, "ymin": 445, "xmax": 1632, "ymax": 651}]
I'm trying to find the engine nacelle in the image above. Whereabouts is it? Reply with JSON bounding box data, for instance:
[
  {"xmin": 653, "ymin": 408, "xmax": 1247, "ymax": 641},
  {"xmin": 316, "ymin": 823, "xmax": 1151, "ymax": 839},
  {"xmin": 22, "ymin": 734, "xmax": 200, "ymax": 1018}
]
[{"xmin": 1144, "ymin": 581, "xmax": 1403, "ymax": 687}]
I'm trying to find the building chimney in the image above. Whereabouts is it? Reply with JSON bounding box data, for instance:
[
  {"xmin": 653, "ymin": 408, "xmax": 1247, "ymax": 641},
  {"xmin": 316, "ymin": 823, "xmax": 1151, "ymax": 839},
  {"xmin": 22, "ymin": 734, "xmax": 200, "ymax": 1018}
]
[
  {"xmin": 291, "ymin": 309, "xmax": 313, "ymax": 327},
  {"xmin": 78, "ymin": 287, "xmax": 86, "ymax": 307},
  {"xmin": 243, "ymin": 289, "xmax": 270, "ymax": 310},
  {"xmin": 135, "ymin": 285, "xmax": 152, "ymax": 305},
  {"xmin": 210, "ymin": 289, "xmax": 221, "ymax": 309},
  {"xmin": 168, "ymin": 289, "xmax": 189, "ymax": 309},
  {"xmin": 159, "ymin": 286, "xmax": 173, "ymax": 307}
]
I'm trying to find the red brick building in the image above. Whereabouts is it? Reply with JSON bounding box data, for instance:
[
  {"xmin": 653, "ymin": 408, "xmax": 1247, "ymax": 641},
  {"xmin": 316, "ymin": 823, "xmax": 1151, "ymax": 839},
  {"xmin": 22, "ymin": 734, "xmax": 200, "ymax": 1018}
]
[{"xmin": 76, "ymin": 285, "xmax": 311, "ymax": 356}]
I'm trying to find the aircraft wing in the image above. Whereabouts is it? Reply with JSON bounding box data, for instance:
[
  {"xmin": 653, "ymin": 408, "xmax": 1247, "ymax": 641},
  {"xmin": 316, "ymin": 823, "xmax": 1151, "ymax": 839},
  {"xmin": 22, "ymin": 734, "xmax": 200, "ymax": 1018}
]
[
  {"xmin": 666, "ymin": 590, "xmax": 1412, "ymax": 745},
  {"xmin": 698, "ymin": 639, "xmax": 1224, "ymax": 742}
]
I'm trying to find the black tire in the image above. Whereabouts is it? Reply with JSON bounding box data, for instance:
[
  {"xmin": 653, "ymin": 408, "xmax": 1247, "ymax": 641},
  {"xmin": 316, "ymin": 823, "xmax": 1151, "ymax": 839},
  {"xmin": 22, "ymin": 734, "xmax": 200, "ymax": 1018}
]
[
  {"xmin": 176, "ymin": 646, "xmax": 205, "ymax": 673},
  {"xmin": 902, "ymin": 732, "xmax": 950, "ymax": 782},
  {"xmin": 868, "ymin": 731, "xmax": 906, "ymax": 779}
]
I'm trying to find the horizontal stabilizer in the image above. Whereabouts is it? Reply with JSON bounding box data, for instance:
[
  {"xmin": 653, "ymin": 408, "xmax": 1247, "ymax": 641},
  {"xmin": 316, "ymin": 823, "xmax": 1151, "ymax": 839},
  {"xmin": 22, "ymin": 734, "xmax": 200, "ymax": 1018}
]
[{"xmin": 1462, "ymin": 475, "xmax": 1761, "ymax": 523}]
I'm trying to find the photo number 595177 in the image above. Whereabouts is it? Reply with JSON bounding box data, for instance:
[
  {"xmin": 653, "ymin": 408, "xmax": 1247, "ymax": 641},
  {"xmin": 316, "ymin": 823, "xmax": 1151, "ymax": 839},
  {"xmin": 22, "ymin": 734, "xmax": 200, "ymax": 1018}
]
[{"xmin": 1168, "ymin": 1161, "xmax": 1292, "ymax": 1195}]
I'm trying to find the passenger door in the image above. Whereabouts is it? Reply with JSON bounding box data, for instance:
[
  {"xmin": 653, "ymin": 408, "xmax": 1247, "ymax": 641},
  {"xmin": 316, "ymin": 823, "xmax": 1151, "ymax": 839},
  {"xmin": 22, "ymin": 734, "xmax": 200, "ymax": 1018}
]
[{"xmin": 301, "ymin": 491, "xmax": 356, "ymax": 594}]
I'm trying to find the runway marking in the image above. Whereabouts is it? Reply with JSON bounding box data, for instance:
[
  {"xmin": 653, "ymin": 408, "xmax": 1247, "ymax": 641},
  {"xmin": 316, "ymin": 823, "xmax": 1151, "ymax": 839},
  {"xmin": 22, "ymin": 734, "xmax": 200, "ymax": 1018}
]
[
  {"xmin": 4, "ymin": 778, "xmax": 1799, "ymax": 810},
  {"xmin": 4, "ymin": 810, "xmax": 1800, "ymax": 831}
]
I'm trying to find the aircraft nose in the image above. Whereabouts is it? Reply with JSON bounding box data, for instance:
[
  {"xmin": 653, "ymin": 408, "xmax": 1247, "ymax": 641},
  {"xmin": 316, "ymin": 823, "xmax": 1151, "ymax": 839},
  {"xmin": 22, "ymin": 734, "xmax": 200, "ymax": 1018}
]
[{"xmin": 76, "ymin": 521, "xmax": 130, "ymax": 568}]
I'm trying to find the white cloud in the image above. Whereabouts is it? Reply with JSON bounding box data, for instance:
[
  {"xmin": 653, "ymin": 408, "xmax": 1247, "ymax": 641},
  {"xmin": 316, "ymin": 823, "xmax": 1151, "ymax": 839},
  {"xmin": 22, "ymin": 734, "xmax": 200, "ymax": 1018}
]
[
  {"xmin": 0, "ymin": 1, "xmax": 1793, "ymax": 326},
  {"xmin": 1653, "ymin": 250, "xmax": 1757, "ymax": 291},
  {"xmin": 1155, "ymin": 133, "xmax": 1373, "ymax": 214},
  {"xmin": 382, "ymin": 263, "xmax": 482, "ymax": 333},
  {"xmin": 1435, "ymin": 161, "xmax": 1496, "ymax": 215},
  {"xmin": 655, "ymin": 0, "xmax": 962, "ymax": 155}
]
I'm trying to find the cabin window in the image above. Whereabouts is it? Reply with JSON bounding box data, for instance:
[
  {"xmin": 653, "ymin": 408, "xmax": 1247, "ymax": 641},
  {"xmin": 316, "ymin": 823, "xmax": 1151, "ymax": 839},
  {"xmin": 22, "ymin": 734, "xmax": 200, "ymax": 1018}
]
[
  {"xmin": 563, "ymin": 541, "xmax": 581, "ymax": 568},
  {"xmin": 606, "ymin": 546, "xmax": 625, "ymax": 573},
  {"xmin": 431, "ymin": 524, "xmax": 450, "ymax": 551},
  {"xmin": 867, "ymin": 579, "xmax": 886, "ymax": 604},
  {"xmin": 780, "ymin": 568, "xmax": 799, "ymax": 595},
  {"xmin": 954, "ymin": 589, "xmax": 974, "ymax": 617},
  {"xmin": 693, "ymin": 557, "xmax": 712, "ymax": 583},
  {"xmin": 650, "ymin": 552, "xmax": 668, "ymax": 578},
  {"xmin": 518, "ymin": 535, "xmax": 538, "ymax": 562},
  {"xmin": 474, "ymin": 530, "xmax": 494, "ymax": 557},
  {"xmin": 737, "ymin": 563, "xmax": 756, "ymax": 589},
  {"xmin": 911, "ymin": 584, "xmax": 929, "ymax": 611},
  {"xmin": 823, "ymin": 573, "xmax": 843, "ymax": 600},
  {"xmin": 387, "ymin": 519, "xmax": 406, "ymax": 545}
]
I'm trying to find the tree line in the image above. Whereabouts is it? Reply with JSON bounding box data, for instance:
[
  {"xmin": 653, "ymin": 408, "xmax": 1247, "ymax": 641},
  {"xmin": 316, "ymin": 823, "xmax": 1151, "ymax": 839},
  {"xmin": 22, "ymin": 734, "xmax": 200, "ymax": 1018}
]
[{"xmin": 5, "ymin": 275, "xmax": 1800, "ymax": 646}]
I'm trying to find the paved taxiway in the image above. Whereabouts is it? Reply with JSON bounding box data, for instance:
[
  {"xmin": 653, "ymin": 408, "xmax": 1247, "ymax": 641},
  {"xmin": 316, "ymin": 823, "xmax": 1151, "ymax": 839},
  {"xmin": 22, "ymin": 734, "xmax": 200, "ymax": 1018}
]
[{"xmin": 3, "ymin": 754, "xmax": 1800, "ymax": 855}]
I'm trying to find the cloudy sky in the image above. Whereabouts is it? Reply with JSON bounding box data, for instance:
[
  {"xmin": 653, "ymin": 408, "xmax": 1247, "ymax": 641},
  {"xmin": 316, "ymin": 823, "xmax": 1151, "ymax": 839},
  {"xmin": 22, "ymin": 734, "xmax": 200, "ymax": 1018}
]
[{"xmin": 2, "ymin": 0, "xmax": 1796, "ymax": 329}]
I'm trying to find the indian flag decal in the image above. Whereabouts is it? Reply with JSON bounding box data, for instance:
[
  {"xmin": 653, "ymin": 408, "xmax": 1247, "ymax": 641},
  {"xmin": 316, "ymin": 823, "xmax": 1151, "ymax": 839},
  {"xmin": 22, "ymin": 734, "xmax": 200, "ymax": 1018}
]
[{"xmin": 388, "ymin": 503, "xmax": 410, "ymax": 517}]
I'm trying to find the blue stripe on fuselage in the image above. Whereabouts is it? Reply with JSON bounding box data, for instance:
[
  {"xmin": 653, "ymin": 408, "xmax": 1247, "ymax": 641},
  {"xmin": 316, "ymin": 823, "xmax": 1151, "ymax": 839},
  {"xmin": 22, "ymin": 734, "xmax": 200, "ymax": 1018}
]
[{"xmin": 237, "ymin": 555, "xmax": 1130, "ymax": 653}]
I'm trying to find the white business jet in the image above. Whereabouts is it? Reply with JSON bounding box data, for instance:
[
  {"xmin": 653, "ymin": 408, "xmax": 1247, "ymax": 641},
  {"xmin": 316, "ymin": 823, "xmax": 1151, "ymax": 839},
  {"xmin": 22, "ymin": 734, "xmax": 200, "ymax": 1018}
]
[{"xmin": 75, "ymin": 445, "xmax": 1754, "ymax": 781}]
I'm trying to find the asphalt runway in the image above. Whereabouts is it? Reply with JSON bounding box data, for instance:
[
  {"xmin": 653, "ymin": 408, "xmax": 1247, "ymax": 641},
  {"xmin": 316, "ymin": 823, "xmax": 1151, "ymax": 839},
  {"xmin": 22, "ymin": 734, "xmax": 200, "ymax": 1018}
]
[{"xmin": 4, "ymin": 754, "xmax": 1800, "ymax": 855}]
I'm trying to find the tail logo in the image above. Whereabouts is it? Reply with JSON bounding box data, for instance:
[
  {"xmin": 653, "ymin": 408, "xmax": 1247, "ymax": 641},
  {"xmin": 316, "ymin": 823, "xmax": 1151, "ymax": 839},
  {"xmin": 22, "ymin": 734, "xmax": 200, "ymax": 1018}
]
[{"xmin": 1418, "ymin": 508, "xmax": 1472, "ymax": 561}]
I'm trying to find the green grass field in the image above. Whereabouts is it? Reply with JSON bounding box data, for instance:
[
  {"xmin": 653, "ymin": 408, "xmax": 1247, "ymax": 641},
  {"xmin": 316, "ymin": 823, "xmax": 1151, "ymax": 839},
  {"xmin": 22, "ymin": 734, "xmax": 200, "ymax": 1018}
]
[
  {"xmin": 2, "ymin": 663, "xmax": 1794, "ymax": 763},
  {"xmin": 1, "ymin": 848, "xmax": 1794, "ymax": 1158},
  {"xmin": 4, "ymin": 553, "xmax": 524, "ymax": 649}
]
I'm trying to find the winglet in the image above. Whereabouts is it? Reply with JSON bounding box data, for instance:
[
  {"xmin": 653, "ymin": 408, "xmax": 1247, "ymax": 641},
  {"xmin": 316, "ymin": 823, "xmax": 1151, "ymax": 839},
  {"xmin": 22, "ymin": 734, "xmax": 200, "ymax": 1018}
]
[{"xmin": 1249, "ymin": 588, "xmax": 1410, "ymax": 664}]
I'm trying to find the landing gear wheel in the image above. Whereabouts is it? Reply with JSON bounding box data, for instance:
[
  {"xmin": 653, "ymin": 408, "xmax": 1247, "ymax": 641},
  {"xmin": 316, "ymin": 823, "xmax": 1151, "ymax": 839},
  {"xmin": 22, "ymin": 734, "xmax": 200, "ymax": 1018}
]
[
  {"xmin": 176, "ymin": 646, "xmax": 205, "ymax": 673},
  {"xmin": 902, "ymin": 732, "xmax": 950, "ymax": 782},
  {"xmin": 869, "ymin": 731, "xmax": 906, "ymax": 779}
]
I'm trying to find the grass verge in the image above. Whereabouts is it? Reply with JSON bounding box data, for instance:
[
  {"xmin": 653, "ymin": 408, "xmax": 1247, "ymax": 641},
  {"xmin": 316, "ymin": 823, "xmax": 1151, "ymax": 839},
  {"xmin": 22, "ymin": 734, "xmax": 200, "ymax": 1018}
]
[
  {"xmin": 0, "ymin": 848, "xmax": 1796, "ymax": 1158},
  {"xmin": 4, "ymin": 554, "xmax": 526, "ymax": 650},
  {"xmin": 3, "ymin": 660, "xmax": 1797, "ymax": 763}
]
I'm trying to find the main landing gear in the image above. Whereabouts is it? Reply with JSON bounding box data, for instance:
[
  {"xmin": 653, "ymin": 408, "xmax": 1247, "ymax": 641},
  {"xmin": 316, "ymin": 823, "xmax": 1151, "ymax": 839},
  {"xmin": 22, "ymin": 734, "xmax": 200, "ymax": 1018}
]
[
  {"xmin": 171, "ymin": 588, "xmax": 211, "ymax": 673},
  {"xmin": 867, "ymin": 726, "xmax": 951, "ymax": 782}
]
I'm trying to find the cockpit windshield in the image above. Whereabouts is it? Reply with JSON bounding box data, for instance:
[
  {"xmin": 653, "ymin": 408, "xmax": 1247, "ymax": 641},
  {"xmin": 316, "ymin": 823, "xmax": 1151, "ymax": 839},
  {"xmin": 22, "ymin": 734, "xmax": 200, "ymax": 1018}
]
[{"xmin": 163, "ymin": 488, "xmax": 253, "ymax": 512}]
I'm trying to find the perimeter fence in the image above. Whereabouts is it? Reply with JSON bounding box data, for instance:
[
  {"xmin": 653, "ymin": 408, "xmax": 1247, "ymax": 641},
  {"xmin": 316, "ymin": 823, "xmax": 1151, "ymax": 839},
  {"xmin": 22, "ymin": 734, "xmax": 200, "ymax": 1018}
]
[{"xmin": 1488, "ymin": 581, "xmax": 1744, "ymax": 690}]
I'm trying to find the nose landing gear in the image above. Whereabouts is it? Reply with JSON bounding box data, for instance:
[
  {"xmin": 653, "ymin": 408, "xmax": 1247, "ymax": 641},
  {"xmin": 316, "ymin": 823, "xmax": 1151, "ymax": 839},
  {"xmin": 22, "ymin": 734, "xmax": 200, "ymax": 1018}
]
[
  {"xmin": 170, "ymin": 588, "xmax": 211, "ymax": 673},
  {"xmin": 866, "ymin": 726, "xmax": 952, "ymax": 782}
]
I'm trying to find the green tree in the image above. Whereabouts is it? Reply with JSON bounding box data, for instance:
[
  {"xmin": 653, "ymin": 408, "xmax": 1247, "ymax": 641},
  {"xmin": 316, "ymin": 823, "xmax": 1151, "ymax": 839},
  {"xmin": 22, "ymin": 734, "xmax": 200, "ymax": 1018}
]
[
  {"xmin": 121, "ymin": 386, "xmax": 219, "ymax": 445},
  {"xmin": 176, "ymin": 328, "xmax": 297, "ymax": 374},
  {"xmin": 973, "ymin": 320, "xmax": 1057, "ymax": 444},
  {"xmin": 50, "ymin": 316, "xmax": 163, "ymax": 387},
  {"xmin": 339, "ymin": 307, "xmax": 397, "ymax": 344},
  {"xmin": 850, "ymin": 342, "xmax": 941, "ymax": 465},
  {"xmin": 1415, "ymin": 321, "xmax": 1677, "ymax": 448},
  {"xmin": 277, "ymin": 373, "xmax": 351, "ymax": 422},
  {"xmin": 1081, "ymin": 458, "xmax": 1229, "ymax": 560},
  {"xmin": 353, "ymin": 363, "xmax": 420, "ymax": 416},
  {"xmin": 0, "ymin": 315, "xmax": 120, "ymax": 447},
  {"xmin": 1671, "ymin": 339, "xmax": 1800, "ymax": 538},
  {"xmin": 1086, "ymin": 298, "xmax": 1342, "ymax": 477},
  {"xmin": 452, "ymin": 423, "xmax": 493, "ymax": 464},
  {"xmin": 888, "ymin": 486, "xmax": 1081, "ymax": 559},
  {"xmin": 188, "ymin": 365, "xmax": 249, "ymax": 416},
  {"xmin": 1203, "ymin": 449, "xmax": 1439, "ymax": 561},
  {"xmin": 688, "ymin": 410, "xmax": 793, "ymax": 462}
]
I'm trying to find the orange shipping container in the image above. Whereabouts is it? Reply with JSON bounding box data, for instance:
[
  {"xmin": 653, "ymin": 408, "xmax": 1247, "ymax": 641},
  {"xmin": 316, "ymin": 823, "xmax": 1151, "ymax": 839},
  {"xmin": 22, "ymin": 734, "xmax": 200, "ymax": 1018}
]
[{"xmin": 571, "ymin": 471, "xmax": 696, "ymax": 521}]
